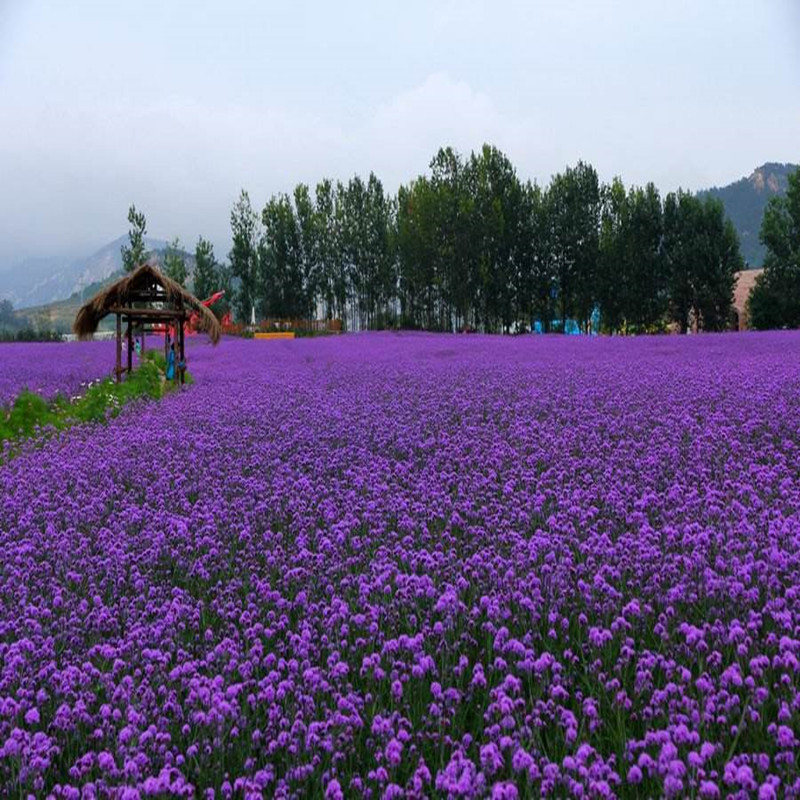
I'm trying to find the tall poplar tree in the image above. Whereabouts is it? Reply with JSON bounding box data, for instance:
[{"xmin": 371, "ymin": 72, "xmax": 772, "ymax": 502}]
[
  {"xmin": 261, "ymin": 194, "xmax": 305, "ymax": 319},
  {"xmin": 193, "ymin": 237, "xmax": 218, "ymax": 301},
  {"xmin": 598, "ymin": 181, "xmax": 665, "ymax": 333},
  {"xmin": 314, "ymin": 179, "xmax": 338, "ymax": 320},
  {"xmin": 121, "ymin": 204, "xmax": 148, "ymax": 273},
  {"xmin": 163, "ymin": 237, "xmax": 187, "ymax": 286},
  {"xmin": 466, "ymin": 145, "xmax": 526, "ymax": 332},
  {"xmin": 547, "ymin": 162, "xmax": 601, "ymax": 331},
  {"xmin": 229, "ymin": 190, "xmax": 260, "ymax": 323},
  {"xmin": 396, "ymin": 178, "xmax": 438, "ymax": 329},
  {"xmin": 627, "ymin": 183, "xmax": 666, "ymax": 331},
  {"xmin": 293, "ymin": 183, "xmax": 319, "ymax": 320},
  {"xmin": 693, "ymin": 197, "xmax": 741, "ymax": 331},
  {"xmin": 527, "ymin": 182, "xmax": 557, "ymax": 332},
  {"xmin": 664, "ymin": 192, "xmax": 741, "ymax": 332},
  {"xmin": 429, "ymin": 147, "xmax": 473, "ymax": 330},
  {"xmin": 597, "ymin": 177, "xmax": 629, "ymax": 333},
  {"xmin": 663, "ymin": 190, "xmax": 697, "ymax": 333}
]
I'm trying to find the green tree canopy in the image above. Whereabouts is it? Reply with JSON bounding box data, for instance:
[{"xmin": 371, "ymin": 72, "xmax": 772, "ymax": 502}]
[
  {"xmin": 260, "ymin": 194, "xmax": 304, "ymax": 319},
  {"xmin": 225, "ymin": 145, "xmax": 747, "ymax": 334},
  {"xmin": 467, "ymin": 145, "xmax": 526, "ymax": 332},
  {"xmin": 663, "ymin": 192, "xmax": 741, "ymax": 332},
  {"xmin": 526, "ymin": 182, "xmax": 556, "ymax": 332},
  {"xmin": 598, "ymin": 181, "xmax": 665, "ymax": 333},
  {"xmin": 748, "ymin": 167, "xmax": 800, "ymax": 329},
  {"xmin": 193, "ymin": 237, "xmax": 218, "ymax": 301},
  {"xmin": 120, "ymin": 205, "xmax": 148, "ymax": 274},
  {"xmin": 229, "ymin": 190, "xmax": 260, "ymax": 323},
  {"xmin": 313, "ymin": 179, "xmax": 339, "ymax": 321},
  {"xmin": 547, "ymin": 162, "xmax": 601, "ymax": 332},
  {"xmin": 396, "ymin": 177, "xmax": 438, "ymax": 329},
  {"xmin": 163, "ymin": 237, "xmax": 187, "ymax": 286}
]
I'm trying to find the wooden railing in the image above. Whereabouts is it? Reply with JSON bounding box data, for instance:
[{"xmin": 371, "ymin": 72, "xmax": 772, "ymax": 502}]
[{"xmin": 221, "ymin": 318, "xmax": 343, "ymax": 336}]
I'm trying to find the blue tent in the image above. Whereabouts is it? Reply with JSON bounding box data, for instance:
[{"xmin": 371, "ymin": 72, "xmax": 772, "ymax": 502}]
[{"xmin": 532, "ymin": 307, "xmax": 600, "ymax": 335}]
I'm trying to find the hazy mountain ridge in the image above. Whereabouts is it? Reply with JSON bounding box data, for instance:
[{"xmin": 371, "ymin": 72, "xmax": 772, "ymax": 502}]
[
  {"xmin": 0, "ymin": 235, "xmax": 170, "ymax": 309},
  {"xmin": 5, "ymin": 243, "xmax": 199, "ymax": 332},
  {"xmin": 7, "ymin": 271, "xmax": 126, "ymax": 333},
  {"xmin": 698, "ymin": 162, "xmax": 798, "ymax": 267}
]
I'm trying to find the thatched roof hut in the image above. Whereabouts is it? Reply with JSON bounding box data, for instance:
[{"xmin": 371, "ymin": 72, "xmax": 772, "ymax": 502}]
[
  {"xmin": 74, "ymin": 263, "xmax": 221, "ymax": 344},
  {"xmin": 74, "ymin": 263, "xmax": 221, "ymax": 384}
]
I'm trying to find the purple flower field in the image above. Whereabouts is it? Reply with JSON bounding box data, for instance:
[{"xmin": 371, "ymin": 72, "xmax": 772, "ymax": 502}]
[
  {"xmin": 0, "ymin": 341, "xmax": 115, "ymax": 406},
  {"xmin": 1, "ymin": 332, "xmax": 799, "ymax": 798}
]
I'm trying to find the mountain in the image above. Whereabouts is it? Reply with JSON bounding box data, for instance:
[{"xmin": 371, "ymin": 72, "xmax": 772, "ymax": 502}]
[
  {"xmin": 2, "ymin": 238, "xmax": 200, "ymax": 333},
  {"xmin": 10, "ymin": 271, "xmax": 126, "ymax": 334},
  {"xmin": 698, "ymin": 162, "xmax": 798, "ymax": 268},
  {"xmin": 0, "ymin": 235, "xmax": 170, "ymax": 309}
]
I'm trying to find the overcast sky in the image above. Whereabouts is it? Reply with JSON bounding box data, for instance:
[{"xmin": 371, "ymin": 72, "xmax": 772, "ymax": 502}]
[{"xmin": 1, "ymin": 0, "xmax": 798, "ymax": 267}]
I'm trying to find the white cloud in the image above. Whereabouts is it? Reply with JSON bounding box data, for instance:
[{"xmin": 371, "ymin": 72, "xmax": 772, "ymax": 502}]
[
  {"xmin": 1, "ymin": 55, "xmax": 799, "ymax": 270},
  {"xmin": 1, "ymin": 73, "xmax": 545, "ymax": 263}
]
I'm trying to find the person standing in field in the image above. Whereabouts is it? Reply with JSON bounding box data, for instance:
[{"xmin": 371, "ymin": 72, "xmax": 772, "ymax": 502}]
[{"xmin": 166, "ymin": 342, "xmax": 176, "ymax": 381}]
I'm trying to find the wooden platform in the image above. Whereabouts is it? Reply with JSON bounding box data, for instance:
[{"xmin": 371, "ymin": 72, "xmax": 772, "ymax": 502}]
[{"xmin": 254, "ymin": 332, "xmax": 296, "ymax": 340}]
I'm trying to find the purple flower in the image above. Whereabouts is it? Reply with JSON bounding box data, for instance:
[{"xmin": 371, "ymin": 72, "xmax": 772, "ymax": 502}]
[
  {"xmin": 777, "ymin": 725, "xmax": 795, "ymax": 748},
  {"xmin": 385, "ymin": 738, "xmax": 403, "ymax": 767},
  {"xmin": 23, "ymin": 709, "xmax": 40, "ymax": 726},
  {"xmin": 1, "ymin": 333, "xmax": 799, "ymax": 795},
  {"xmin": 699, "ymin": 781, "xmax": 720, "ymax": 798},
  {"xmin": 480, "ymin": 742, "xmax": 504, "ymax": 775},
  {"xmin": 627, "ymin": 765, "xmax": 643, "ymax": 784}
]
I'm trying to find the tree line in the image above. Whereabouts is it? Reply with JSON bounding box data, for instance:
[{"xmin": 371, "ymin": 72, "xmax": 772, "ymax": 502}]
[
  {"xmin": 226, "ymin": 145, "xmax": 743, "ymax": 333},
  {"xmin": 124, "ymin": 144, "xmax": 767, "ymax": 334}
]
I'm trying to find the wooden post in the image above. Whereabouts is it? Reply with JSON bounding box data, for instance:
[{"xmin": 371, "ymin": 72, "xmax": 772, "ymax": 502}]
[
  {"xmin": 126, "ymin": 318, "xmax": 133, "ymax": 376},
  {"xmin": 115, "ymin": 313, "xmax": 122, "ymax": 383},
  {"xmin": 179, "ymin": 315, "xmax": 186, "ymax": 385}
]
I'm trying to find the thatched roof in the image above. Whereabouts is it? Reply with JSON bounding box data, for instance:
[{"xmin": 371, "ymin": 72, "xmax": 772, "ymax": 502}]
[{"xmin": 73, "ymin": 263, "xmax": 221, "ymax": 344}]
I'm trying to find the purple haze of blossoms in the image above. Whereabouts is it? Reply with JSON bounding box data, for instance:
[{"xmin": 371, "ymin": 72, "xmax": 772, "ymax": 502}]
[
  {"xmin": 0, "ymin": 340, "xmax": 115, "ymax": 406},
  {"xmin": 0, "ymin": 331, "xmax": 798, "ymax": 797}
]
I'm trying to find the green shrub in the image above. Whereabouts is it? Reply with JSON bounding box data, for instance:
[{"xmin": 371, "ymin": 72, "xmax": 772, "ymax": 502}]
[
  {"xmin": 144, "ymin": 350, "xmax": 168, "ymax": 371},
  {"xmin": 0, "ymin": 390, "xmax": 62, "ymax": 440},
  {"xmin": 1, "ymin": 358, "xmax": 193, "ymax": 452}
]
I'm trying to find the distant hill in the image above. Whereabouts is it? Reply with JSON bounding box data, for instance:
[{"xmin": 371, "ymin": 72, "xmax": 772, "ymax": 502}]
[
  {"xmin": 6, "ymin": 242, "xmax": 199, "ymax": 333},
  {"xmin": 0, "ymin": 235, "xmax": 176, "ymax": 309},
  {"xmin": 12, "ymin": 271, "xmax": 125, "ymax": 333},
  {"xmin": 698, "ymin": 162, "xmax": 798, "ymax": 267}
]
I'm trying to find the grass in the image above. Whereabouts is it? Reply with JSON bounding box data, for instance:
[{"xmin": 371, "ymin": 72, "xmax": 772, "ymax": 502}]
[{"xmin": 0, "ymin": 350, "xmax": 190, "ymax": 451}]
